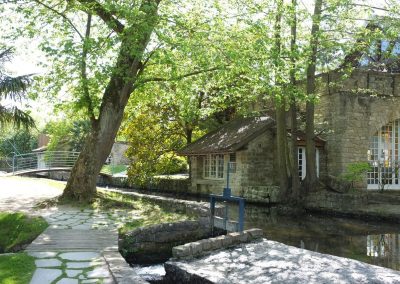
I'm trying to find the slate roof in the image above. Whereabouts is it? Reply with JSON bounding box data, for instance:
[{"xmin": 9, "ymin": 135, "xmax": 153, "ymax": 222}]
[{"xmin": 178, "ymin": 116, "xmax": 274, "ymax": 156}]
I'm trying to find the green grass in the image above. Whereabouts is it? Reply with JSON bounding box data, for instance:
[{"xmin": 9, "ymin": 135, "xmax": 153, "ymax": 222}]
[
  {"xmin": 95, "ymin": 190, "xmax": 192, "ymax": 233},
  {"xmin": 0, "ymin": 253, "xmax": 36, "ymax": 284},
  {"xmin": 0, "ymin": 213, "xmax": 48, "ymax": 252},
  {"xmin": 100, "ymin": 164, "xmax": 127, "ymax": 175}
]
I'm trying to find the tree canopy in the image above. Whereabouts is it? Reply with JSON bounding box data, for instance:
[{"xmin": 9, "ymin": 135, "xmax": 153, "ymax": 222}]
[
  {"xmin": 1, "ymin": 0, "xmax": 398, "ymax": 200},
  {"xmin": 0, "ymin": 48, "xmax": 35, "ymax": 129}
]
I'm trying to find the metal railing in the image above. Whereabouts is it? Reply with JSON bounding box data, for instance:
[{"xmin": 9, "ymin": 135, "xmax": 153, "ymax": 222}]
[{"xmin": 12, "ymin": 151, "xmax": 80, "ymax": 174}]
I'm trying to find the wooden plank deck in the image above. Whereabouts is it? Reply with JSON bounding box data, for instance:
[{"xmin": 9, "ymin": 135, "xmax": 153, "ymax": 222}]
[{"xmin": 26, "ymin": 228, "xmax": 118, "ymax": 252}]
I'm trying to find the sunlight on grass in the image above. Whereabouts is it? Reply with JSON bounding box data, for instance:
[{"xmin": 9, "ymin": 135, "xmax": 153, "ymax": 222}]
[
  {"xmin": 0, "ymin": 212, "xmax": 48, "ymax": 252},
  {"xmin": 0, "ymin": 253, "xmax": 35, "ymax": 284},
  {"xmin": 100, "ymin": 165, "xmax": 127, "ymax": 175},
  {"xmin": 94, "ymin": 190, "xmax": 192, "ymax": 233}
]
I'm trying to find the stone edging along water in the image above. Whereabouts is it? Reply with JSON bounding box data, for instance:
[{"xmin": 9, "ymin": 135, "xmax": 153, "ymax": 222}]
[
  {"xmin": 103, "ymin": 251, "xmax": 149, "ymax": 284},
  {"xmin": 100, "ymin": 187, "xmax": 225, "ymax": 283},
  {"xmin": 101, "ymin": 187, "xmax": 214, "ymax": 217},
  {"xmin": 171, "ymin": 228, "xmax": 264, "ymax": 259}
]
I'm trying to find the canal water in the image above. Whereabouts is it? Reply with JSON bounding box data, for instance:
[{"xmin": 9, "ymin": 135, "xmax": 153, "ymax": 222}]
[
  {"xmin": 134, "ymin": 203, "xmax": 400, "ymax": 281},
  {"xmin": 243, "ymin": 205, "xmax": 400, "ymax": 271}
]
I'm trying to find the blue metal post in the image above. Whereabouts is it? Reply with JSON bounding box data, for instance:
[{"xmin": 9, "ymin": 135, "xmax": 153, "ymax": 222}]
[{"xmin": 238, "ymin": 199, "xmax": 245, "ymax": 232}]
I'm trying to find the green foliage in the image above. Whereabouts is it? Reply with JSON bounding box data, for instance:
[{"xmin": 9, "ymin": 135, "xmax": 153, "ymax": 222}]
[
  {"xmin": 122, "ymin": 102, "xmax": 188, "ymax": 186},
  {"xmin": 0, "ymin": 48, "xmax": 35, "ymax": 129},
  {"xmin": 156, "ymin": 153, "xmax": 188, "ymax": 175},
  {"xmin": 100, "ymin": 164, "xmax": 127, "ymax": 175},
  {"xmin": 0, "ymin": 129, "xmax": 38, "ymax": 157},
  {"xmin": 0, "ymin": 212, "xmax": 48, "ymax": 252},
  {"xmin": 44, "ymin": 119, "xmax": 90, "ymax": 151},
  {"xmin": 342, "ymin": 162, "xmax": 371, "ymax": 187},
  {"xmin": 0, "ymin": 253, "xmax": 36, "ymax": 284}
]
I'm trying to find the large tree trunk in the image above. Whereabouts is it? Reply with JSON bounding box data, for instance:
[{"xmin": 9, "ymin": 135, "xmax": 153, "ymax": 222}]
[
  {"xmin": 289, "ymin": 0, "xmax": 301, "ymax": 199},
  {"xmin": 273, "ymin": 0, "xmax": 290, "ymax": 198},
  {"xmin": 185, "ymin": 126, "xmax": 193, "ymax": 180},
  {"xmin": 62, "ymin": 0, "xmax": 160, "ymax": 201},
  {"xmin": 276, "ymin": 101, "xmax": 290, "ymax": 197},
  {"xmin": 290, "ymin": 102, "xmax": 300, "ymax": 198},
  {"xmin": 305, "ymin": 0, "xmax": 323, "ymax": 193}
]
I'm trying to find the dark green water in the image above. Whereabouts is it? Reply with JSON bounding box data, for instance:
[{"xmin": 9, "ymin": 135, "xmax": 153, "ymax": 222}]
[
  {"xmin": 241, "ymin": 205, "xmax": 400, "ymax": 271},
  {"xmin": 134, "ymin": 202, "xmax": 400, "ymax": 281}
]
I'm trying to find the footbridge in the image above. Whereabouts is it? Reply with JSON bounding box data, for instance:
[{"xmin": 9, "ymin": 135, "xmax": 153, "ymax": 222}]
[{"xmin": 9, "ymin": 151, "xmax": 80, "ymax": 175}]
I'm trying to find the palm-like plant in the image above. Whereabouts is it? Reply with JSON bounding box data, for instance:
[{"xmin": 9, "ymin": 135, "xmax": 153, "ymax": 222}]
[{"xmin": 0, "ymin": 48, "xmax": 35, "ymax": 128}]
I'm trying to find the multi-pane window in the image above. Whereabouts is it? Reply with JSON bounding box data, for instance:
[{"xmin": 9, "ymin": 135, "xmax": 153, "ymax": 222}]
[
  {"xmin": 298, "ymin": 148, "xmax": 304, "ymax": 180},
  {"xmin": 204, "ymin": 154, "xmax": 225, "ymax": 179},
  {"xmin": 229, "ymin": 153, "xmax": 237, "ymax": 173},
  {"xmin": 368, "ymin": 120, "xmax": 400, "ymax": 189},
  {"xmin": 298, "ymin": 147, "xmax": 320, "ymax": 180}
]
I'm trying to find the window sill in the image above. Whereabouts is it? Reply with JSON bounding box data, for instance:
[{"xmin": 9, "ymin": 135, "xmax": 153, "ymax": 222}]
[{"xmin": 196, "ymin": 178, "xmax": 225, "ymax": 184}]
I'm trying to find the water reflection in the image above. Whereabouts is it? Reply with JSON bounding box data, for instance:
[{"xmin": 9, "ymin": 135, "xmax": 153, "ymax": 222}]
[
  {"xmin": 367, "ymin": 234, "xmax": 400, "ymax": 270},
  {"xmin": 226, "ymin": 203, "xmax": 400, "ymax": 271}
]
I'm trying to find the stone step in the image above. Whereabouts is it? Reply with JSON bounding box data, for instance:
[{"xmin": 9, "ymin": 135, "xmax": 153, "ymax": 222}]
[{"xmin": 26, "ymin": 228, "xmax": 118, "ymax": 252}]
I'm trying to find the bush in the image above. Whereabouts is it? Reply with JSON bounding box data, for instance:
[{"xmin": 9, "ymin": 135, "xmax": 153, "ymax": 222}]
[
  {"xmin": 341, "ymin": 162, "xmax": 371, "ymax": 189},
  {"xmin": 156, "ymin": 154, "xmax": 188, "ymax": 175}
]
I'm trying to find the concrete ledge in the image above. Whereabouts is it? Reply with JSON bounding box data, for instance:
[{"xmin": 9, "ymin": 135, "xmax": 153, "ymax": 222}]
[
  {"xmin": 171, "ymin": 228, "xmax": 263, "ymax": 259},
  {"xmin": 166, "ymin": 239, "xmax": 400, "ymax": 284},
  {"xmin": 103, "ymin": 251, "xmax": 149, "ymax": 284}
]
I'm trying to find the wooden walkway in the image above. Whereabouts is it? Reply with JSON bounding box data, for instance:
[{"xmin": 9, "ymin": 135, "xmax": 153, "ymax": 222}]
[{"xmin": 26, "ymin": 228, "xmax": 118, "ymax": 252}]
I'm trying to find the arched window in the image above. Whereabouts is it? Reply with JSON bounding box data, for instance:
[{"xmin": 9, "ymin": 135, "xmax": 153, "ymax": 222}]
[{"xmin": 368, "ymin": 120, "xmax": 400, "ymax": 189}]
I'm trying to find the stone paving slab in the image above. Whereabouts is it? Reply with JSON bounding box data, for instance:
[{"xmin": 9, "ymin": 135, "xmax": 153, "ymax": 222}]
[
  {"xmin": 28, "ymin": 251, "xmax": 115, "ymax": 284},
  {"xmin": 165, "ymin": 239, "xmax": 400, "ymax": 284},
  {"xmin": 0, "ymin": 176, "xmax": 148, "ymax": 283}
]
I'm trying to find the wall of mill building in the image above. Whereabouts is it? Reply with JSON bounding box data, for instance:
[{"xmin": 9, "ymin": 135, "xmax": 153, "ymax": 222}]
[
  {"xmin": 189, "ymin": 130, "xmax": 281, "ymax": 203},
  {"xmin": 316, "ymin": 70, "xmax": 400, "ymax": 186}
]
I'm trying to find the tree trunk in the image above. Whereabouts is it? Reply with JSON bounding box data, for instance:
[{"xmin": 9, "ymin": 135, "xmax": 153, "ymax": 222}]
[
  {"xmin": 305, "ymin": 0, "xmax": 323, "ymax": 193},
  {"xmin": 276, "ymin": 101, "xmax": 289, "ymax": 197},
  {"xmin": 289, "ymin": 0, "xmax": 301, "ymax": 199},
  {"xmin": 273, "ymin": 0, "xmax": 289, "ymax": 198},
  {"xmin": 290, "ymin": 103, "xmax": 300, "ymax": 198},
  {"xmin": 62, "ymin": 0, "xmax": 160, "ymax": 201},
  {"xmin": 186, "ymin": 127, "xmax": 193, "ymax": 180}
]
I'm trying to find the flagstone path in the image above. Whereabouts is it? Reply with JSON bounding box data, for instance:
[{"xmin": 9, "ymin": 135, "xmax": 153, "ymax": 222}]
[{"xmin": 0, "ymin": 176, "xmax": 147, "ymax": 284}]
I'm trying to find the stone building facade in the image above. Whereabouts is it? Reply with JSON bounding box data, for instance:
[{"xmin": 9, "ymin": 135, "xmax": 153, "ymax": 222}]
[
  {"xmin": 108, "ymin": 141, "xmax": 130, "ymax": 165},
  {"xmin": 316, "ymin": 70, "xmax": 400, "ymax": 189},
  {"xmin": 179, "ymin": 117, "xmax": 325, "ymax": 202},
  {"xmin": 179, "ymin": 69, "xmax": 400, "ymax": 198}
]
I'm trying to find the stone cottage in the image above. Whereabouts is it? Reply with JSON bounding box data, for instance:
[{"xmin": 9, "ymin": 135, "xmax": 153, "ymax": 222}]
[
  {"xmin": 180, "ymin": 34, "xmax": 400, "ymax": 196},
  {"xmin": 178, "ymin": 116, "xmax": 325, "ymax": 202},
  {"xmin": 179, "ymin": 69, "xmax": 400, "ymax": 198}
]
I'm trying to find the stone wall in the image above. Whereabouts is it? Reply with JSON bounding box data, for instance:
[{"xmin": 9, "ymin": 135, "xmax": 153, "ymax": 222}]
[
  {"xmin": 170, "ymin": 228, "xmax": 263, "ymax": 260},
  {"xmin": 119, "ymin": 219, "xmax": 211, "ymax": 264},
  {"xmin": 305, "ymin": 191, "xmax": 368, "ymax": 211},
  {"xmin": 316, "ymin": 70, "xmax": 400, "ymax": 186},
  {"xmin": 110, "ymin": 142, "xmax": 130, "ymax": 165},
  {"xmin": 164, "ymin": 229, "xmax": 264, "ymax": 283},
  {"xmin": 189, "ymin": 130, "xmax": 280, "ymax": 204}
]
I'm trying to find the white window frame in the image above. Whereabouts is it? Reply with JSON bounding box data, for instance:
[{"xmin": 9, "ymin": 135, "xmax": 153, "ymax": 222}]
[
  {"xmin": 203, "ymin": 154, "xmax": 225, "ymax": 179},
  {"xmin": 298, "ymin": 147, "xmax": 320, "ymax": 180},
  {"xmin": 367, "ymin": 120, "xmax": 400, "ymax": 190}
]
